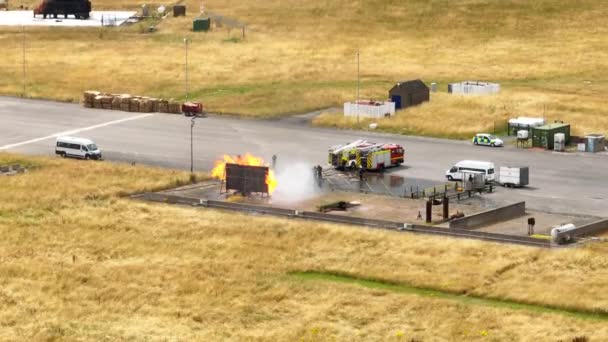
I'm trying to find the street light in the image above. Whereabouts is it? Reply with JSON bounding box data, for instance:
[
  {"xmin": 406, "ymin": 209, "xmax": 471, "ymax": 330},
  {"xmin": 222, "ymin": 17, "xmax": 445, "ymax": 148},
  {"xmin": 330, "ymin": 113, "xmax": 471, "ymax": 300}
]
[
  {"xmin": 184, "ymin": 37, "xmax": 190, "ymax": 101},
  {"xmin": 190, "ymin": 117, "xmax": 196, "ymax": 173},
  {"xmin": 22, "ymin": 25, "xmax": 26, "ymax": 97},
  {"xmin": 356, "ymin": 50, "xmax": 360, "ymax": 124}
]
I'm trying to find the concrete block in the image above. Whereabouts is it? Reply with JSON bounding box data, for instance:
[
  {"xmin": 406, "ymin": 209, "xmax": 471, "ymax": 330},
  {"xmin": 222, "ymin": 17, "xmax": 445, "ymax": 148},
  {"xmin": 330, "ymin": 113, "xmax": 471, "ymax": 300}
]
[{"xmin": 449, "ymin": 202, "xmax": 526, "ymax": 230}]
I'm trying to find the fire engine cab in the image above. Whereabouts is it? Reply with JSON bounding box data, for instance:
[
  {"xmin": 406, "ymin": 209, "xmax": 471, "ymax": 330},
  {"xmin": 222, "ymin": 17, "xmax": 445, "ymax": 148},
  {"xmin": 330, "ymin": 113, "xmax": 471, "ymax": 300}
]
[{"xmin": 328, "ymin": 140, "xmax": 405, "ymax": 171}]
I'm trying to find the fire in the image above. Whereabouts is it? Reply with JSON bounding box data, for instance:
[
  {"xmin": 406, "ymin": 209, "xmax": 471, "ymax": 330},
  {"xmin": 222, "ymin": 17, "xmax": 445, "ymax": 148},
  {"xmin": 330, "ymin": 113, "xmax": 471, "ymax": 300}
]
[{"xmin": 211, "ymin": 153, "xmax": 278, "ymax": 194}]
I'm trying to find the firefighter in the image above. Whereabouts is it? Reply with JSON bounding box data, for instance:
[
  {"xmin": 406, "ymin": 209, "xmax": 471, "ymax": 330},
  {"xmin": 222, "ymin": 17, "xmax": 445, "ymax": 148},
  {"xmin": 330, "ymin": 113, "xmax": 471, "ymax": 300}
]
[
  {"xmin": 272, "ymin": 154, "xmax": 277, "ymax": 169},
  {"xmin": 316, "ymin": 165, "xmax": 323, "ymax": 188},
  {"xmin": 358, "ymin": 165, "xmax": 365, "ymax": 181},
  {"xmin": 528, "ymin": 217, "xmax": 536, "ymax": 236}
]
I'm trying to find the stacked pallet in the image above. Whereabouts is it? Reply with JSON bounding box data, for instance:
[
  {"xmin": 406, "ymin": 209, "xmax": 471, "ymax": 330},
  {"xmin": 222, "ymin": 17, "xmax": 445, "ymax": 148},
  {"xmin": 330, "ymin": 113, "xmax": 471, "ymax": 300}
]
[
  {"xmin": 82, "ymin": 90, "xmax": 100, "ymax": 108},
  {"xmin": 111, "ymin": 96, "xmax": 121, "ymax": 110},
  {"xmin": 129, "ymin": 97, "xmax": 141, "ymax": 112},
  {"xmin": 158, "ymin": 99, "xmax": 169, "ymax": 113},
  {"xmin": 100, "ymin": 95, "xmax": 113, "ymax": 109},
  {"xmin": 139, "ymin": 97, "xmax": 154, "ymax": 113},
  {"xmin": 168, "ymin": 99, "xmax": 182, "ymax": 114},
  {"xmin": 151, "ymin": 98, "xmax": 160, "ymax": 112},
  {"xmin": 81, "ymin": 90, "xmax": 183, "ymax": 114}
]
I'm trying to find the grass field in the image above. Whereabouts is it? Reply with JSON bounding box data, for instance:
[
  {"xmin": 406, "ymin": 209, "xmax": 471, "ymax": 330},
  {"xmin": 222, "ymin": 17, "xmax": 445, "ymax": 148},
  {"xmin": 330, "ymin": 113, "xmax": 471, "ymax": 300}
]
[
  {"xmin": 1, "ymin": 1, "xmax": 608, "ymax": 137},
  {"xmin": 1, "ymin": 152, "xmax": 608, "ymax": 340}
]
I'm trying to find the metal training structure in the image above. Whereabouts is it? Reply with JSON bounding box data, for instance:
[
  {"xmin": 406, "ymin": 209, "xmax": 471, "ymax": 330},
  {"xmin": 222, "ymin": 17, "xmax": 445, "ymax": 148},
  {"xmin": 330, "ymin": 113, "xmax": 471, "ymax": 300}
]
[{"xmin": 222, "ymin": 163, "xmax": 269, "ymax": 196}]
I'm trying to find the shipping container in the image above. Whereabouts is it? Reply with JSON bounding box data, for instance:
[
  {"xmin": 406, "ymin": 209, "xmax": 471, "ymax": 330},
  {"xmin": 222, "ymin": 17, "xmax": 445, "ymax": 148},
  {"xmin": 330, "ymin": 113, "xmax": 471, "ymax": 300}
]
[
  {"xmin": 531, "ymin": 123, "xmax": 570, "ymax": 150},
  {"xmin": 193, "ymin": 17, "xmax": 211, "ymax": 31}
]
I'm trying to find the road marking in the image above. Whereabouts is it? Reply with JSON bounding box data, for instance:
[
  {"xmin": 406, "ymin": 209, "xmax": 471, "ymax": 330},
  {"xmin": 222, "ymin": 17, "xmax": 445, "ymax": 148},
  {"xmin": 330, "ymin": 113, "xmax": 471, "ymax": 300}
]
[{"xmin": 0, "ymin": 113, "xmax": 155, "ymax": 151}]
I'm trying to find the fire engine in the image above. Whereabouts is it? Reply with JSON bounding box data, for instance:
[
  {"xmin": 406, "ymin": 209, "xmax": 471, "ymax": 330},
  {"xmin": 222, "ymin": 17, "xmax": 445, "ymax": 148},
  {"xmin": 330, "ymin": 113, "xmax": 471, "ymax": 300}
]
[{"xmin": 328, "ymin": 140, "xmax": 404, "ymax": 171}]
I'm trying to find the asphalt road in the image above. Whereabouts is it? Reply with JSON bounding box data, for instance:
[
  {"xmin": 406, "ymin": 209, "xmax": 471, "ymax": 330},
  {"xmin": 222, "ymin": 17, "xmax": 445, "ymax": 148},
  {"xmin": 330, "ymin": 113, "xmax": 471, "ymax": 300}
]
[{"xmin": 1, "ymin": 96, "xmax": 606, "ymax": 217}]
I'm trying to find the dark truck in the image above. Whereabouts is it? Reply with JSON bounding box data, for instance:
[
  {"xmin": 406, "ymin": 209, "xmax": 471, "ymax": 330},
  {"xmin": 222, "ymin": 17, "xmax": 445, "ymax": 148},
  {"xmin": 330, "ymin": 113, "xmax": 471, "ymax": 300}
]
[{"xmin": 34, "ymin": 0, "xmax": 91, "ymax": 19}]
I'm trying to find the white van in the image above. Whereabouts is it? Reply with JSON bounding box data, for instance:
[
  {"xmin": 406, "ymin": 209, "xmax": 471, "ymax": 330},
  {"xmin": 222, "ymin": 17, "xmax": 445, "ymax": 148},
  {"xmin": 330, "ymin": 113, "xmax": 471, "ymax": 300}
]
[
  {"xmin": 55, "ymin": 136, "xmax": 102, "ymax": 160},
  {"xmin": 446, "ymin": 160, "xmax": 495, "ymax": 182}
]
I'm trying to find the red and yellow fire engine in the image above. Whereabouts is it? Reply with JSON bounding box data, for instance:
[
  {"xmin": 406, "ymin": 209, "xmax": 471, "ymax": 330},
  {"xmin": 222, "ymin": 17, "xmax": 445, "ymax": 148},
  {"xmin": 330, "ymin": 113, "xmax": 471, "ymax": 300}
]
[{"xmin": 328, "ymin": 140, "xmax": 405, "ymax": 171}]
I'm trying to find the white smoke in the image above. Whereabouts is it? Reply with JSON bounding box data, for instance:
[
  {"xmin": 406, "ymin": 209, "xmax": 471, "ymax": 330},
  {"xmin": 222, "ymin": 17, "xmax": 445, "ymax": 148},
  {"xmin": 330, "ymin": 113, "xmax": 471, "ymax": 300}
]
[{"xmin": 272, "ymin": 162, "xmax": 320, "ymax": 202}]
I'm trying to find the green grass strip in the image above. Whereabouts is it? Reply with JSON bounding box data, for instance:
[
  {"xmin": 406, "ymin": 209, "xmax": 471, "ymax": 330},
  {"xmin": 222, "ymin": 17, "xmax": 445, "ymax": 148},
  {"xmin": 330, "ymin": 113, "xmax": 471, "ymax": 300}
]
[{"xmin": 290, "ymin": 271, "xmax": 608, "ymax": 321}]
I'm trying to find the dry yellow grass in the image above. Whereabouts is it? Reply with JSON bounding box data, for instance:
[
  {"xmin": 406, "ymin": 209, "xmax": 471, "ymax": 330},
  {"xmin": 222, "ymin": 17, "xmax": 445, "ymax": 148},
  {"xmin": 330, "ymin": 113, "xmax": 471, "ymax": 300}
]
[
  {"xmin": 313, "ymin": 89, "xmax": 608, "ymax": 138},
  {"xmin": 1, "ymin": 152, "xmax": 608, "ymax": 340},
  {"xmin": 1, "ymin": 0, "xmax": 607, "ymax": 135}
]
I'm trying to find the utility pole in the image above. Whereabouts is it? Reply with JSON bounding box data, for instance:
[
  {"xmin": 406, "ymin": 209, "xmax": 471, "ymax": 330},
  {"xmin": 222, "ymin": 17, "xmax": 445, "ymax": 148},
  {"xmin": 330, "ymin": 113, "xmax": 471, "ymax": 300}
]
[
  {"xmin": 356, "ymin": 50, "xmax": 360, "ymax": 124},
  {"xmin": 190, "ymin": 117, "xmax": 196, "ymax": 173},
  {"xmin": 184, "ymin": 37, "xmax": 190, "ymax": 100},
  {"xmin": 22, "ymin": 25, "xmax": 26, "ymax": 97}
]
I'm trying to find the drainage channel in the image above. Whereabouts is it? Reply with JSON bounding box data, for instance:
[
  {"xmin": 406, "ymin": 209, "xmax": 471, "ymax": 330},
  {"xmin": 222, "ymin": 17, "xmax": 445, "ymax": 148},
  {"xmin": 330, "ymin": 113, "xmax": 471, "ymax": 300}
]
[{"xmin": 290, "ymin": 271, "xmax": 608, "ymax": 322}]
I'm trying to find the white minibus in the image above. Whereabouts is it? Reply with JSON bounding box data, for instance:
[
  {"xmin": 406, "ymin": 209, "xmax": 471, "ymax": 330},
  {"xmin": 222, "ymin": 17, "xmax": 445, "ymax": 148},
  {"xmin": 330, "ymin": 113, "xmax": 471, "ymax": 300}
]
[
  {"xmin": 446, "ymin": 160, "xmax": 495, "ymax": 182},
  {"xmin": 55, "ymin": 136, "xmax": 102, "ymax": 160}
]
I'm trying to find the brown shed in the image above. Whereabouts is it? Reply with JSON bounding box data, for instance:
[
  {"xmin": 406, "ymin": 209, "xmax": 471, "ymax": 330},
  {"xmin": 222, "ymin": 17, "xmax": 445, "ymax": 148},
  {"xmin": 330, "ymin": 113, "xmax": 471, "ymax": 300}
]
[{"xmin": 388, "ymin": 80, "xmax": 429, "ymax": 110}]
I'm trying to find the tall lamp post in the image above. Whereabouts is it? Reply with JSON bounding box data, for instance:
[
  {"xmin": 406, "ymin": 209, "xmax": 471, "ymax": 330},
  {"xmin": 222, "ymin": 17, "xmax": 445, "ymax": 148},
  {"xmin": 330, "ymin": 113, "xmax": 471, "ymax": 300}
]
[
  {"xmin": 356, "ymin": 50, "xmax": 360, "ymax": 124},
  {"xmin": 184, "ymin": 37, "xmax": 190, "ymax": 100},
  {"xmin": 190, "ymin": 117, "xmax": 196, "ymax": 173},
  {"xmin": 22, "ymin": 25, "xmax": 26, "ymax": 97}
]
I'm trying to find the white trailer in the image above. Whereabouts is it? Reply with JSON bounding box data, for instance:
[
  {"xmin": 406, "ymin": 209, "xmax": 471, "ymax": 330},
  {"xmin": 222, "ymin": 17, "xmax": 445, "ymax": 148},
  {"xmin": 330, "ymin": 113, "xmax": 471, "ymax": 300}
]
[{"xmin": 498, "ymin": 166, "xmax": 529, "ymax": 188}]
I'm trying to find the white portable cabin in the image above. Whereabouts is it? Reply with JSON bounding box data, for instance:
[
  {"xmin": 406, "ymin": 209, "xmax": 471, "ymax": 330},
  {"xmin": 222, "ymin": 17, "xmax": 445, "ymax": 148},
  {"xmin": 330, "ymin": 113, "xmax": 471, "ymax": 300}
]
[
  {"xmin": 343, "ymin": 101, "xmax": 395, "ymax": 118},
  {"xmin": 508, "ymin": 117, "xmax": 546, "ymax": 136}
]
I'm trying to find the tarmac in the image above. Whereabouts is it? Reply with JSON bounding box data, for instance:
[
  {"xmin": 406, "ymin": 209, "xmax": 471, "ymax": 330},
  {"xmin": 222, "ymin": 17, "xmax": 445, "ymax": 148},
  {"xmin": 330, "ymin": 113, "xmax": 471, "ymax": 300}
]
[{"xmin": 1, "ymin": 96, "xmax": 608, "ymax": 218}]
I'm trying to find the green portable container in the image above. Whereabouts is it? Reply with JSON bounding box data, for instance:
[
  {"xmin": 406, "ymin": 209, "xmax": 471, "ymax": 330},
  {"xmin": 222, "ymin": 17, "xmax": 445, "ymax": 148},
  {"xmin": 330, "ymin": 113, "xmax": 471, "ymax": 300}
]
[
  {"xmin": 531, "ymin": 122, "xmax": 570, "ymax": 150},
  {"xmin": 193, "ymin": 17, "xmax": 211, "ymax": 32}
]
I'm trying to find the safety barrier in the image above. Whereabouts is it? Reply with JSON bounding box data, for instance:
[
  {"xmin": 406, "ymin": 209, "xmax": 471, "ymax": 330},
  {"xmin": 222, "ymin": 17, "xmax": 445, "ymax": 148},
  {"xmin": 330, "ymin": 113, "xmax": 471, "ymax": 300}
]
[
  {"xmin": 449, "ymin": 202, "xmax": 525, "ymax": 230},
  {"xmin": 419, "ymin": 225, "xmax": 548, "ymax": 246},
  {"xmin": 556, "ymin": 218, "xmax": 608, "ymax": 241},
  {"xmin": 299, "ymin": 211, "xmax": 403, "ymax": 230},
  {"xmin": 205, "ymin": 200, "xmax": 296, "ymax": 217}
]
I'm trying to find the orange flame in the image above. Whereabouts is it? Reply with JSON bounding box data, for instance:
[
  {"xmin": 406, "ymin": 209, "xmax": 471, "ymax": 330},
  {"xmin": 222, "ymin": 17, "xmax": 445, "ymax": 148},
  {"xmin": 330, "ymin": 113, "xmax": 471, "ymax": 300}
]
[{"xmin": 211, "ymin": 153, "xmax": 278, "ymax": 194}]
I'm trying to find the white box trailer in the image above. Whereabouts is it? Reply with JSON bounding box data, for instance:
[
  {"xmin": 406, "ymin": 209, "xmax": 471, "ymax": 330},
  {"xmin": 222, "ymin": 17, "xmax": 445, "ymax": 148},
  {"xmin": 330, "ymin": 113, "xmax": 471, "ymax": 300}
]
[{"xmin": 498, "ymin": 166, "xmax": 529, "ymax": 188}]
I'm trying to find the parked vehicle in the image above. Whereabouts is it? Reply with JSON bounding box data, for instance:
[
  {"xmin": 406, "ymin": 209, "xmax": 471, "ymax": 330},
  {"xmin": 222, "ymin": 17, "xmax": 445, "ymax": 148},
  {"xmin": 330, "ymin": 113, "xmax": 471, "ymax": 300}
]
[
  {"xmin": 34, "ymin": 0, "xmax": 91, "ymax": 20},
  {"xmin": 182, "ymin": 102, "xmax": 205, "ymax": 117},
  {"xmin": 472, "ymin": 133, "xmax": 503, "ymax": 147},
  {"xmin": 446, "ymin": 160, "xmax": 495, "ymax": 182},
  {"xmin": 55, "ymin": 136, "xmax": 102, "ymax": 160},
  {"xmin": 498, "ymin": 166, "xmax": 529, "ymax": 188},
  {"xmin": 328, "ymin": 140, "xmax": 404, "ymax": 171}
]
